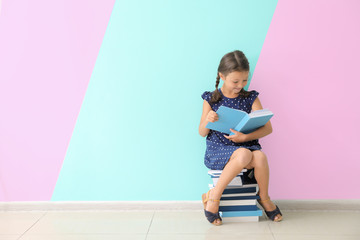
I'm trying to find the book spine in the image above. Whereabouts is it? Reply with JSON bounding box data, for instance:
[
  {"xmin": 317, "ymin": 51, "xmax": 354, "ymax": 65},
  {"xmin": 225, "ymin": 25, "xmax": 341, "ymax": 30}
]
[
  {"xmin": 219, "ymin": 205, "xmax": 258, "ymax": 212},
  {"xmin": 219, "ymin": 216, "xmax": 259, "ymax": 222},
  {"xmin": 220, "ymin": 209, "xmax": 263, "ymax": 217},
  {"xmin": 220, "ymin": 195, "xmax": 260, "ymax": 201},
  {"xmin": 232, "ymin": 114, "xmax": 250, "ymax": 135},
  {"xmin": 219, "ymin": 200, "xmax": 257, "ymax": 206}
]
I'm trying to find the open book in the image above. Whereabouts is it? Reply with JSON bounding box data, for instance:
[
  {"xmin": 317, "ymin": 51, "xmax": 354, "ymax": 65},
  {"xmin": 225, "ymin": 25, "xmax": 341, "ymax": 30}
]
[{"xmin": 206, "ymin": 106, "xmax": 274, "ymax": 135}]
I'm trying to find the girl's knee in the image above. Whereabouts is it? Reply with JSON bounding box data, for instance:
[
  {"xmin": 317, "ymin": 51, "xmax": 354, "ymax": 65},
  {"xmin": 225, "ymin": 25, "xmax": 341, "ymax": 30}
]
[
  {"xmin": 252, "ymin": 150, "xmax": 268, "ymax": 167},
  {"xmin": 230, "ymin": 148, "xmax": 253, "ymax": 165}
]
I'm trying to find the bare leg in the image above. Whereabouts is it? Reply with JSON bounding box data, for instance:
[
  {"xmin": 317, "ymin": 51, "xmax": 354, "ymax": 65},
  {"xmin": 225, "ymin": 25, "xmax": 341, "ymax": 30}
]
[
  {"xmin": 252, "ymin": 151, "xmax": 270, "ymax": 198},
  {"xmin": 251, "ymin": 150, "xmax": 282, "ymax": 221},
  {"xmin": 205, "ymin": 148, "xmax": 253, "ymax": 224}
]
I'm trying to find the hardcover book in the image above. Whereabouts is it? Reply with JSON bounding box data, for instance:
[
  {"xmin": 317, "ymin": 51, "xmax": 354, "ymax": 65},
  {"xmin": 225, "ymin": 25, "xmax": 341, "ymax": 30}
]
[{"xmin": 206, "ymin": 106, "xmax": 274, "ymax": 135}]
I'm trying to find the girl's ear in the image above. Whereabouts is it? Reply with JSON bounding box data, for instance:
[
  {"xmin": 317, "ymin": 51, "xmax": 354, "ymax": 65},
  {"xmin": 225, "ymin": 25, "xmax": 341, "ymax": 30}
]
[{"xmin": 219, "ymin": 72, "xmax": 225, "ymax": 81}]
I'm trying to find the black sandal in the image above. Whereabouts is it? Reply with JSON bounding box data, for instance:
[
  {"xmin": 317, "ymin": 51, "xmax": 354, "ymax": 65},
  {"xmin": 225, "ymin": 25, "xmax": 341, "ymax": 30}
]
[
  {"xmin": 257, "ymin": 197, "xmax": 283, "ymax": 222},
  {"xmin": 202, "ymin": 190, "xmax": 222, "ymax": 225}
]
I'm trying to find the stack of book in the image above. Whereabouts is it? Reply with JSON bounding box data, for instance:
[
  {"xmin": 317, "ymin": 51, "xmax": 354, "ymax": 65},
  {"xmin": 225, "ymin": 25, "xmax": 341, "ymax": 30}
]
[{"xmin": 208, "ymin": 169, "xmax": 263, "ymax": 222}]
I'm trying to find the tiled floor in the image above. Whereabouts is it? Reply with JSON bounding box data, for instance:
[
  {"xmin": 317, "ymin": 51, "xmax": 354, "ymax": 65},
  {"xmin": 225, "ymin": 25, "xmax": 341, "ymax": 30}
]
[{"xmin": 0, "ymin": 210, "xmax": 359, "ymax": 240}]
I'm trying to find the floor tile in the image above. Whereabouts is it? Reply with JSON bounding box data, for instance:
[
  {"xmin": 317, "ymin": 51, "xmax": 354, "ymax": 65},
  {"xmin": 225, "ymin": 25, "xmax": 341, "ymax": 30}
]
[
  {"xmin": 19, "ymin": 234, "xmax": 146, "ymax": 240},
  {"xmin": 0, "ymin": 212, "xmax": 46, "ymax": 234},
  {"xmin": 25, "ymin": 211, "xmax": 154, "ymax": 234},
  {"xmin": 2, "ymin": 210, "xmax": 359, "ymax": 240},
  {"xmin": 148, "ymin": 211, "xmax": 271, "ymax": 234},
  {"xmin": 146, "ymin": 233, "xmax": 275, "ymax": 240},
  {"xmin": 269, "ymin": 211, "xmax": 360, "ymax": 235},
  {"xmin": 273, "ymin": 233, "xmax": 360, "ymax": 240},
  {"xmin": 0, "ymin": 235, "xmax": 21, "ymax": 240}
]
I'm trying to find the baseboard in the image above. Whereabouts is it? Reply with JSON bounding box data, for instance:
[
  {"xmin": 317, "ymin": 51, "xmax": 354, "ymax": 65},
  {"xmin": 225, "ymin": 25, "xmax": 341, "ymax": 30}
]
[
  {"xmin": 275, "ymin": 199, "xmax": 360, "ymax": 211},
  {"xmin": 1, "ymin": 200, "xmax": 360, "ymax": 211}
]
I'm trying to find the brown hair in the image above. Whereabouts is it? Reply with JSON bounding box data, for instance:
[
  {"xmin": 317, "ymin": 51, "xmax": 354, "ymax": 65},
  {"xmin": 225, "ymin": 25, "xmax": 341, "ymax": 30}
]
[{"xmin": 210, "ymin": 50, "xmax": 251, "ymax": 104}]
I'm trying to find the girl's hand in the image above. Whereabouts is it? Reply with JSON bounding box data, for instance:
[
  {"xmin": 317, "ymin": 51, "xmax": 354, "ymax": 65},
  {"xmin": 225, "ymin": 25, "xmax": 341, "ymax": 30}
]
[
  {"xmin": 206, "ymin": 110, "xmax": 219, "ymax": 122},
  {"xmin": 224, "ymin": 129, "xmax": 248, "ymax": 143}
]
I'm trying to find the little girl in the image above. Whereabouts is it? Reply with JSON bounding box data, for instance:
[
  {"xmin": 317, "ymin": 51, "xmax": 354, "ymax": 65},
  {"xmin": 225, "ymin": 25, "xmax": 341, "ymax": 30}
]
[{"xmin": 199, "ymin": 50, "xmax": 283, "ymax": 225}]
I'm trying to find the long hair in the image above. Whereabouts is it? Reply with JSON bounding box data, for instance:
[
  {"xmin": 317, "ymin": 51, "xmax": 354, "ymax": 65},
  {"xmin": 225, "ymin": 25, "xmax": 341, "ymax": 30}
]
[{"xmin": 210, "ymin": 50, "xmax": 251, "ymax": 104}]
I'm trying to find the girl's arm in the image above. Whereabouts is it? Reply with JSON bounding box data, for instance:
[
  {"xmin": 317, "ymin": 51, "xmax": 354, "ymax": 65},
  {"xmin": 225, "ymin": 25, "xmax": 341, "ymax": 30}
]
[
  {"xmin": 199, "ymin": 100, "xmax": 212, "ymax": 137},
  {"xmin": 245, "ymin": 97, "xmax": 273, "ymax": 141}
]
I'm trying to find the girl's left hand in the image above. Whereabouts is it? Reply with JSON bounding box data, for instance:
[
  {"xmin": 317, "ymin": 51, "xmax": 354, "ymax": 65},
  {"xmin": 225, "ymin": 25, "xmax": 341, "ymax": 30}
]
[{"xmin": 224, "ymin": 129, "xmax": 248, "ymax": 143}]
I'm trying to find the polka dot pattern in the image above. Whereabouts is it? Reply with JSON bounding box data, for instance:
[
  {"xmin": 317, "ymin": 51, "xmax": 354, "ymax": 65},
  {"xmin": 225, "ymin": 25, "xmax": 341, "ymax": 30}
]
[{"xmin": 201, "ymin": 88, "xmax": 262, "ymax": 170}]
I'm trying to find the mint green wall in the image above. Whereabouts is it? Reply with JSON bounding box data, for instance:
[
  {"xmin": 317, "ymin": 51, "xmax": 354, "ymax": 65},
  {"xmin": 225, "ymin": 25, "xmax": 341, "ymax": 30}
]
[{"xmin": 52, "ymin": 0, "xmax": 278, "ymax": 201}]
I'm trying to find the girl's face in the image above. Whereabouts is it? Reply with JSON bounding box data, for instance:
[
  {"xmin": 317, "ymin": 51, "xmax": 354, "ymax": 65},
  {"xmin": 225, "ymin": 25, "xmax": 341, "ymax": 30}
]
[{"xmin": 219, "ymin": 71, "xmax": 249, "ymax": 94}]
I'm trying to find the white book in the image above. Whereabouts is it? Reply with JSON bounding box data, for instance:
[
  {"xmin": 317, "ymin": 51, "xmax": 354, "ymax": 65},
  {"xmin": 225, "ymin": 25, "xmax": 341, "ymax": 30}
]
[
  {"xmin": 223, "ymin": 184, "xmax": 259, "ymax": 189},
  {"xmin": 219, "ymin": 199, "xmax": 257, "ymax": 206},
  {"xmin": 208, "ymin": 169, "xmax": 247, "ymax": 177},
  {"xmin": 221, "ymin": 216, "xmax": 259, "ymax": 222},
  {"xmin": 208, "ymin": 183, "xmax": 258, "ymax": 190},
  {"xmin": 208, "ymin": 184, "xmax": 259, "ymax": 197},
  {"xmin": 212, "ymin": 175, "xmax": 242, "ymax": 186},
  {"xmin": 220, "ymin": 192, "xmax": 257, "ymax": 197}
]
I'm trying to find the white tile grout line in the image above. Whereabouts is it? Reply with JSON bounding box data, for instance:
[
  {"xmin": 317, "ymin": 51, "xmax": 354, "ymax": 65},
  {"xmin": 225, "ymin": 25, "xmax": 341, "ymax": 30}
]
[
  {"xmin": 267, "ymin": 221, "xmax": 277, "ymax": 240},
  {"xmin": 145, "ymin": 211, "xmax": 155, "ymax": 240},
  {"xmin": 17, "ymin": 212, "xmax": 47, "ymax": 240}
]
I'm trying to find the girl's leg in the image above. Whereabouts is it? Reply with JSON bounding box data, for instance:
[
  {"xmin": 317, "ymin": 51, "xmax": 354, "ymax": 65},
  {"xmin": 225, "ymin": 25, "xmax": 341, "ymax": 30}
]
[
  {"xmin": 250, "ymin": 150, "xmax": 270, "ymax": 198},
  {"xmin": 250, "ymin": 150, "xmax": 282, "ymax": 221},
  {"xmin": 205, "ymin": 148, "xmax": 253, "ymax": 224}
]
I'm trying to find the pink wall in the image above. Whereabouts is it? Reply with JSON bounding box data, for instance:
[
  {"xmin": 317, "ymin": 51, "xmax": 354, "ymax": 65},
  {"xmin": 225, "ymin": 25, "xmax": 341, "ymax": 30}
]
[
  {"xmin": 251, "ymin": 0, "xmax": 360, "ymax": 199},
  {"xmin": 0, "ymin": 0, "xmax": 115, "ymax": 201}
]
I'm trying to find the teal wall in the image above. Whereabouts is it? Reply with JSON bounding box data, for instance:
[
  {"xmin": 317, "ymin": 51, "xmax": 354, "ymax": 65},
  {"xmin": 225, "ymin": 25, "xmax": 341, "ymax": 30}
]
[{"xmin": 52, "ymin": 0, "xmax": 278, "ymax": 201}]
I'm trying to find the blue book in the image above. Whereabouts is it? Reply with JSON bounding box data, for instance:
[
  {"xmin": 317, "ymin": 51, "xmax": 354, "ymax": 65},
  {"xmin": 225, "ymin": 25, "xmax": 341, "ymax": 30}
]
[
  {"xmin": 222, "ymin": 187, "xmax": 257, "ymax": 194},
  {"xmin": 219, "ymin": 205, "xmax": 259, "ymax": 212},
  {"xmin": 220, "ymin": 209, "xmax": 263, "ymax": 217},
  {"xmin": 220, "ymin": 195, "xmax": 260, "ymax": 201},
  {"xmin": 206, "ymin": 106, "xmax": 274, "ymax": 135}
]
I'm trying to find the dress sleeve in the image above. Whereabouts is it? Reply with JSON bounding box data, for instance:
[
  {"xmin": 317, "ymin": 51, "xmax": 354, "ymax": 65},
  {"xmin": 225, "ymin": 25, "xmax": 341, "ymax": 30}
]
[
  {"xmin": 201, "ymin": 91, "xmax": 212, "ymax": 104},
  {"xmin": 248, "ymin": 90, "xmax": 260, "ymax": 108}
]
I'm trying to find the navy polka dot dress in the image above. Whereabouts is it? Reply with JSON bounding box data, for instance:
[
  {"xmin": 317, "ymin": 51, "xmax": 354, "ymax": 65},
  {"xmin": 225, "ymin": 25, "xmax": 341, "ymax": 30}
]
[{"xmin": 201, "ymin": 88, "xmax": 262, "ymax": 170}]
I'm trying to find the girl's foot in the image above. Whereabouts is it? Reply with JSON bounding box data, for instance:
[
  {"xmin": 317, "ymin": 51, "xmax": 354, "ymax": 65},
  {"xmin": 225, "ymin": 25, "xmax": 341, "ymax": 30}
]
[
  {"xmin": 204, "ymin": 189, "xmax": 222, "ymax": 225},
  {"xmin": 258, "ymin": 195, "xmax": 282, "ymax": 221}
]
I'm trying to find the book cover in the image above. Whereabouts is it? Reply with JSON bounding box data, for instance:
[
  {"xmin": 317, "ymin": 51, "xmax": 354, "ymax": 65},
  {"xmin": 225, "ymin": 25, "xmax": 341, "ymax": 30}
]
[
  {"xmin": 212, "ymin": 175, "xmax": 243, "ymax": 187},
  {"xmin": 220, "ymin": 193, "xmax": 258, "ymax": 197},
  {"xmin": 219, "ymin": 205, "xmax": 259, "ymax": 212},
  {"xmin": 205, "ymin": 106, "xmax": 274, "ymax": 135},
  {"xmin": 208, "ymin": 184, "xmax": 258, "ymax": 197},
  {"xmin": 208, "ymin": 169, "xmax": 247, "ymax": 177},
  {"xmin": 220, "ymin": 195, "xmax": 260, "ymax": 201},
  {"xmin": 220, "ymin": 208, "xmax": 263, "ymax": 217},
  {"xmin": 219, "ymin": 199, "xmax": 257, "ymax": 206},
  {"xmin": 208, "ymin": 184, "xmax": 258, "ymax": 193},
  {"xmin": 220, "ymin": 216, "xmax": 260, "ymax": 222}
]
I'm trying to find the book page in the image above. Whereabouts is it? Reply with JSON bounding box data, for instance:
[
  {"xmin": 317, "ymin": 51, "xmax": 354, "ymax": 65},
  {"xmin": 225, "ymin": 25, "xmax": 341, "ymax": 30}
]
[{"xmin": 249, "ymin": 109, "xmax": 272, "ymax": 117}]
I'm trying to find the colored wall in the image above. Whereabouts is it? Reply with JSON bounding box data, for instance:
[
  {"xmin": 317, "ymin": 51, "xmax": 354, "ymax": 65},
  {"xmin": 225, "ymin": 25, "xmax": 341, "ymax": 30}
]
[
  {"xmin": 0, "ymin": 0, "xmax": 359, "ymax": 201},
  {"xmin": 0, "ymin": 0, "xmax": 115, "ymax": 201}
]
